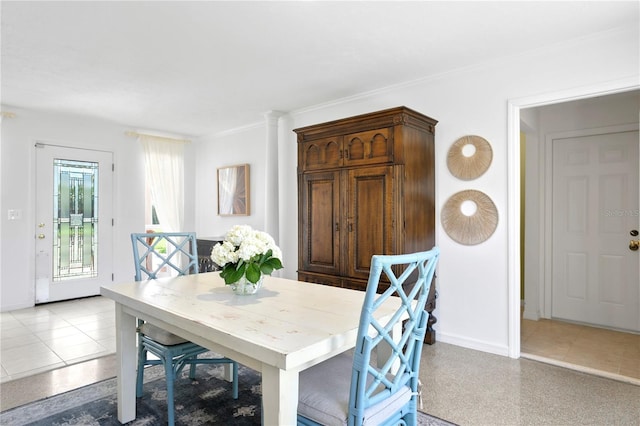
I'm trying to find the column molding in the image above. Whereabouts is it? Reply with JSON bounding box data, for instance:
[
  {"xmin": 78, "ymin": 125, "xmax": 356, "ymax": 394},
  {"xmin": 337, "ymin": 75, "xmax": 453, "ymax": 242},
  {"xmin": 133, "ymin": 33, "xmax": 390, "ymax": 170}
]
[{"xmin": 264, "ymin": 111, "xmax": 284, "ymax": 246}]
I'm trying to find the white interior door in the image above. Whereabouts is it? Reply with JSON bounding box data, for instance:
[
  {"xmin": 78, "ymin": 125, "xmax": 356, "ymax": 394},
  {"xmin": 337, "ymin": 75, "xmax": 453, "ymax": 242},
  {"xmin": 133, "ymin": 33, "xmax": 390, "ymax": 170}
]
[
  {"xmin": 35, "ymin": 144, "xmax": 114, "ymax": 303},
  {"xmin": 551, "ymin": 127, "xmax": 639, "ymax": 331}
]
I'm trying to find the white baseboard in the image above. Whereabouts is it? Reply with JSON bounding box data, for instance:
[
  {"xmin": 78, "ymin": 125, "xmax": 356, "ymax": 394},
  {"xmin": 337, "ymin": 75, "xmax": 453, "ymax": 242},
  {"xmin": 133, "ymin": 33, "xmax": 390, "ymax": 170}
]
[
  {"xmin": 1, "ymin": 301, "xmax": 35, "ymax": 312},
  {"xmin": 437, "ymin": 332, "xmax": 510, "ymax": 357}
]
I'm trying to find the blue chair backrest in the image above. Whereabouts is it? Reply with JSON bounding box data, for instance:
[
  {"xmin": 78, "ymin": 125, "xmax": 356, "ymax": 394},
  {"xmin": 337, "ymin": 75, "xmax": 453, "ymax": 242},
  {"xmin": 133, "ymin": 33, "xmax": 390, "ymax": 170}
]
[
  {"xmin": 348, "ymin": 247, "xmax": 440, "ymax": 423},
  {"xmin": 131, "ymin": 232, "xmax": 199, "ymax": 281}
]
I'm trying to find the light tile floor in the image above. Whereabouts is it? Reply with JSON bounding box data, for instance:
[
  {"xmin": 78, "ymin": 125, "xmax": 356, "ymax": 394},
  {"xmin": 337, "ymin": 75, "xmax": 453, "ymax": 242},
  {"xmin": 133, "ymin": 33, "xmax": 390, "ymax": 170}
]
[{"xmin": 0, "ymin": 296, "xmax": 116, "ymax": 383}]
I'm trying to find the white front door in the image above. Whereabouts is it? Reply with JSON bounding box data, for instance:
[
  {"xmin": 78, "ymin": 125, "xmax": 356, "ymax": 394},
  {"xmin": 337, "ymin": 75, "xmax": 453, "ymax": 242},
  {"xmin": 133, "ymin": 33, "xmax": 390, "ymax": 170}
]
[
  {"xmin": 35, "ymin": 144, "xmax": 114, "ymax": 303},
  {"xmin": 551, "ymin": 126, "xmax": 639, "ymax": 331}
]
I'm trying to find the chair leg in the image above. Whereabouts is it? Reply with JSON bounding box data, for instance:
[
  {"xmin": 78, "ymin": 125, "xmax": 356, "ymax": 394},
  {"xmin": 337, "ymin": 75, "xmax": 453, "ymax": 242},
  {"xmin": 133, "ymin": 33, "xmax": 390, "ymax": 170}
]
[
  {"xmin": 232, "ymin": 362, "xmax": 239, "ymax": 399},
  {"xmin": 164, "ymin": 358, "xmax": 176, "ymax": 426},
  {"xmin": 136, "ymin": 344, "xmax": 146, "ymax": 398},
  {"xmin": 189, "ymin": 357, "xmax": 197, "ymax": 379}
]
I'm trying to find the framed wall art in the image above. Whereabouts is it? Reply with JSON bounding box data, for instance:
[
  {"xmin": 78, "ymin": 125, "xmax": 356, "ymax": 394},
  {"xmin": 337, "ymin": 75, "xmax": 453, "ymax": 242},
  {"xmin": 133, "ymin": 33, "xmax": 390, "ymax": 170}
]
[{"xmin": 217, "ymin": 164, "xmax": 250, "ymax": 216}]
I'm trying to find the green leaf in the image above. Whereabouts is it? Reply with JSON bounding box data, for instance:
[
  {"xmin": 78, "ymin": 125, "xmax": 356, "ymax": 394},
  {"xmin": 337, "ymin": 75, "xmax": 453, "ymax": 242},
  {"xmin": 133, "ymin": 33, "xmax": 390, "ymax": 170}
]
[
  {"xmin": 218, "ymin": 248, "xmax": 283, "ymax": 286},
  {"xmin": 221, "ymin": 263, "xmax": 245, "ymax": 284},
  {"xmin": 260, "ymin": 264, "xmax": 274, "ymax": 275},
  {"xmin": 267, "ymin": 258, "xmax": 283, "ymax": 269},
  {"xmin": 246, "ymin": 263, "xmax": 261, "ymax": 283}
]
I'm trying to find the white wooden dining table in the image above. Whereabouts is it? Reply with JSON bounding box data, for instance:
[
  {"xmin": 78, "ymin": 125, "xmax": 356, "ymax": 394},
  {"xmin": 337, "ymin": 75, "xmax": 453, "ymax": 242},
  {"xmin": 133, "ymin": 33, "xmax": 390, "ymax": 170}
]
[{"xmin": 101, "ymin": 273, "xmax": 403, "ymax": 425}]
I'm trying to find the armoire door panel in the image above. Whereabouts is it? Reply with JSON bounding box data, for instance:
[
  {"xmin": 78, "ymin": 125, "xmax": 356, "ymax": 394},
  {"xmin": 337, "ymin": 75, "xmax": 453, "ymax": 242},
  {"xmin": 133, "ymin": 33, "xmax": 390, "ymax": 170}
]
[
  {"xmin": 347, "ymin": 166, "xmax": 395, "ymax": 280},
  {"xmin": 300, "ymin": 171, "xmax": 341, "ymax": 275}
]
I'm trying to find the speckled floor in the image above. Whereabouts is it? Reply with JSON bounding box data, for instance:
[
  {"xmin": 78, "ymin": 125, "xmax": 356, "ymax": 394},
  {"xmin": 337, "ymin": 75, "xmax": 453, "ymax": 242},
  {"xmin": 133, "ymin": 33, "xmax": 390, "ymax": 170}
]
[
  {"xmin": 2, "ymin": 342, "xmax": 638, "ymax": 425},
  {"xmin": 2, "ymin": 298, "xmax": 639, "ymax": 424},
  {"xmin": 421, "ymin": 342, "xmax": 640, "ymax": 426}
]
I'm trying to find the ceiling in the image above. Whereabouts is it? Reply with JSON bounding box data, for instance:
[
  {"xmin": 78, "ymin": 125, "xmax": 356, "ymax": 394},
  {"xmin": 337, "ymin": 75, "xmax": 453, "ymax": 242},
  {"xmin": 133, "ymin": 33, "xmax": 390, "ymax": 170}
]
[{"xmin": 2, "ymin": 1, "xmax": 638, "ymax": 137}]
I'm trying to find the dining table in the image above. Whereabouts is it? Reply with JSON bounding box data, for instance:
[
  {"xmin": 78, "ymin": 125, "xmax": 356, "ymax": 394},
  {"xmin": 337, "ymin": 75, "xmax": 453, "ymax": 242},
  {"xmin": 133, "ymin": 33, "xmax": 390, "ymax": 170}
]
[{"xmin": 100, "ymin": 273, "xmax": 404, "ymax": 425}]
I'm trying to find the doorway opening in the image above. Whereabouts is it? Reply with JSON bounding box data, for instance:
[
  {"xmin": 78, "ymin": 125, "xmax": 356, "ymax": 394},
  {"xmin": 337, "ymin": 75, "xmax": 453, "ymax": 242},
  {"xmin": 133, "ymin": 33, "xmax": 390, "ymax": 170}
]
[{"xmin": 507, "ymin": 80, "xmax": 640, "ymax": 384}]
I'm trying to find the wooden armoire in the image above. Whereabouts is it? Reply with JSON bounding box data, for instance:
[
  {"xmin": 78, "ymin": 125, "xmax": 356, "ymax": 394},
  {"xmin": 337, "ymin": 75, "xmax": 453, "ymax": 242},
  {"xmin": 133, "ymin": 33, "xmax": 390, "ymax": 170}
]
[{"xmin": 295, "ymin": 107, "xmax": 438, "ymax": 343}]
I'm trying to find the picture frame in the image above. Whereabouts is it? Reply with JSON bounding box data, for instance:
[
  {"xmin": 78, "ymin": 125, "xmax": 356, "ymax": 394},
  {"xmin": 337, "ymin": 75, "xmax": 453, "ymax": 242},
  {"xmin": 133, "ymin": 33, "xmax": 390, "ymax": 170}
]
[{"xmin": 217, "ymin": 164, "xmax": 250, "ymax": 216}]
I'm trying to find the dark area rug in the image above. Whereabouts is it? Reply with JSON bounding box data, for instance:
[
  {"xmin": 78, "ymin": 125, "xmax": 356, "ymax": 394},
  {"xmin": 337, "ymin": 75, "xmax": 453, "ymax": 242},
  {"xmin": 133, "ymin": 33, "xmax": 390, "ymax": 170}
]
[{"xmin": 1, "ymin": 363, "xmax": 455, "ymax": 425}]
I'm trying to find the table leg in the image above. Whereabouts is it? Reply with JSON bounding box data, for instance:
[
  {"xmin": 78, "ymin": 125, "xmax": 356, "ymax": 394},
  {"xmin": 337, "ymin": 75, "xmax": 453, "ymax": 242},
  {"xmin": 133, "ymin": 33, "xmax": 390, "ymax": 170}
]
[
  {"xmin": 115, "ymin": 303, "xmax": 137, "ymax": 423},
  {"xmin": 261, "ymin": 364, "xmax": 298, "ymax": 425}
]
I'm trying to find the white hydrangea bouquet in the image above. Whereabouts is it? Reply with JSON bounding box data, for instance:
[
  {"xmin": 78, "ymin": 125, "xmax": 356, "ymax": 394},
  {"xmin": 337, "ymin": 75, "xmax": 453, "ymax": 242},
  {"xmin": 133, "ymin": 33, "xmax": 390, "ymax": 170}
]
[{"xmin": 210, "ymin": 225, "xmax": 283, "ymax": 285}]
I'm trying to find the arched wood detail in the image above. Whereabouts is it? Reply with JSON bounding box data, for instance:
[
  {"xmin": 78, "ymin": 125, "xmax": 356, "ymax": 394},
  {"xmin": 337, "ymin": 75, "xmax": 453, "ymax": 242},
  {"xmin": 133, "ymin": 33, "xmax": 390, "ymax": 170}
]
[
  {"xmin": 369, "ymin": 133, "xmax": 389, "ymax": 159},
  {"xmin": 304, "ymin": 143, "xmax": 321, "ymax": 168},
  {"xmin": 324, "ymin": 140, "xmax": 341, "ymax": 165},
  {"xmin": 346, "ymin": 136, "xmax": 365, "ymax": 161}
]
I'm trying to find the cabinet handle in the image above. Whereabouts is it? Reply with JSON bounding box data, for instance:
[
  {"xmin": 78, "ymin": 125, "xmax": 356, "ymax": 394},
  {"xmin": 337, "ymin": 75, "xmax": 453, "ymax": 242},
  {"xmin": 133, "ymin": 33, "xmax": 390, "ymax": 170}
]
[
  {"xmin": 335, "ymin": 223, "xmax": 339, "ymax": 232},
  {"xmin": 344, "ymin": 148, "xmax": 349, "ymax": 159},
  {"xmin": 348, "ymin": 223, "xmax": 353, "ymax": 232}
]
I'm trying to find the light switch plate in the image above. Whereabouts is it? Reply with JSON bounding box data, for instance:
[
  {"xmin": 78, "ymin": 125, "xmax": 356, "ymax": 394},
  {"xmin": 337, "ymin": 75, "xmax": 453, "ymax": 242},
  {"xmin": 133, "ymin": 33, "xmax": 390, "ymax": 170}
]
[{"xmin": 7, "ymin": 209, "xmax": 22, "ymax": 220}]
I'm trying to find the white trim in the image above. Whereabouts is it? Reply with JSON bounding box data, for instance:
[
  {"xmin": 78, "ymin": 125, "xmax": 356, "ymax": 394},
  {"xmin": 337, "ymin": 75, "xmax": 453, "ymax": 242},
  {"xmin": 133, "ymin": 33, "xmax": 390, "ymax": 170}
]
[
  {"xmin": 521, "ymin": 353, "xmax": 640, "ymax": 386},
  {"xmin": 205, "ymin": 121, "xmax": 264, "ymax": 139},
  {"xmin": 438, "ymin": 332, "xmax": 509, "ymax": 357},
  {"xmin": 509, "ymin": 77, "xmax": 639, "ymax": 109},
  {"xmin": 507, "ymin": 77, "xmax": 640, "ymax": 359},
  {"xmin": 542, "ymin": 130, "xmax": 553, "ymax": 319},
  {"xmin": 507, "ymin": 102, "xmax": 522, "ymax": 359}
]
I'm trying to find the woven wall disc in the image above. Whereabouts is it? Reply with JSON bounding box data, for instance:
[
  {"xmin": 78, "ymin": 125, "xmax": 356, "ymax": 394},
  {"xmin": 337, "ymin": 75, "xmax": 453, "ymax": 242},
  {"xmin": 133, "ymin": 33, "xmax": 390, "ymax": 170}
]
[
  {"xmin": 447, "ymin": 135, "xmax": 493, "ymax": 180},
  {"xmin": 441, "ymin": 190, "xmax": 498, "ymax": 245}
]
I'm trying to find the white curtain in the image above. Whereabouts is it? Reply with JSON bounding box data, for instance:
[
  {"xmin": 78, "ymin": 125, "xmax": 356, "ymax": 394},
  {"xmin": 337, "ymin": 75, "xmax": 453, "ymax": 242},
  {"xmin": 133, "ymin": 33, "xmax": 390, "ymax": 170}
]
[{"xmin": 140, "ymin": 135, "xmax": 185, "ymax": 232}]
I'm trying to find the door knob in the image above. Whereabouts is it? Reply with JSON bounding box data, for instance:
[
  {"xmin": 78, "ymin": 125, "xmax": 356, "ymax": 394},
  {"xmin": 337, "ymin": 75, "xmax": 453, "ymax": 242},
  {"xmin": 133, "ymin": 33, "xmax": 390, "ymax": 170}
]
[
  {"xmin": 630, "ymin": 240, "xmax": 640, "ymax": 251},
  {"xmin": 37, "ymin": 234, "xmax": 45, "ymax": 239}
]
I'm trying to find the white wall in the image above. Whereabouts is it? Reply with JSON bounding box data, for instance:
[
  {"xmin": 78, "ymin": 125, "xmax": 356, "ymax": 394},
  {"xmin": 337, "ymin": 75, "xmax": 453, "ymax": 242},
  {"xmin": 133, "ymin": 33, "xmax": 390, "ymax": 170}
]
[
  {"xmin": 2, "ymin": 25, "xmax": 637, "ymax": 358},
  {"xmin": 196, "ymin": 25, "xmax": 638, "ymax": 356},
  {"xmin": 0, "ymin": 107, "xmax": 196, "ymax": 310},
  {"xmin": 193, "ymin": 123, "xmax": 268, "ymax": 238}
]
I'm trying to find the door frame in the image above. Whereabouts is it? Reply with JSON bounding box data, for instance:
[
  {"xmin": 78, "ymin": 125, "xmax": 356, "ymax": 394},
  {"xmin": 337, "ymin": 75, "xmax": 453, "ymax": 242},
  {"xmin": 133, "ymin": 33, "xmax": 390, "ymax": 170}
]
[{"xmin": 506, "ymin": 77, "xmax": 640, "ymax": 358}]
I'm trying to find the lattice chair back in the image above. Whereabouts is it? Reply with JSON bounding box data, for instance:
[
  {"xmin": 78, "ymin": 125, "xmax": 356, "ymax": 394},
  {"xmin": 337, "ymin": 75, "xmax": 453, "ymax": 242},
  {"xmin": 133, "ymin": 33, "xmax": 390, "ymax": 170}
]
[
  {"xmin": 131, "ymin": 232, "xmax": 199, "ymax": 281},
  {"xmin": 349, "ymin": 248, "xmax": 439, "ymax": 425},
  {"xmin": 129, "ymin": 231, "xmax": 238, "ymax": 426}
]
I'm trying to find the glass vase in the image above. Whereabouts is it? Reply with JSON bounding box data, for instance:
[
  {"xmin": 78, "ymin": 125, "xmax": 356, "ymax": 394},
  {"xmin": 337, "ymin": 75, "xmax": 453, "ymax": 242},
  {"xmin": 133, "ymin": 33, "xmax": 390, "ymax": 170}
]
[{"xmin": 230, "ymin": 275, "xmax": 263, "ymax": 295}]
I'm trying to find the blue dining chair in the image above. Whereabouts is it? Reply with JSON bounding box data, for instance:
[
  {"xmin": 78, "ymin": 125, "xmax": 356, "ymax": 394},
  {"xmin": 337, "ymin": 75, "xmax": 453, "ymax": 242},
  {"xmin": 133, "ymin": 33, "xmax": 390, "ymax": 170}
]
[
  {"xmin": 131, "ymin": 232, "xmax": 238, "ymax": 426},
  {"xmin": 297, "ymin": 247, "xmax": 440, "ymax": 426}
]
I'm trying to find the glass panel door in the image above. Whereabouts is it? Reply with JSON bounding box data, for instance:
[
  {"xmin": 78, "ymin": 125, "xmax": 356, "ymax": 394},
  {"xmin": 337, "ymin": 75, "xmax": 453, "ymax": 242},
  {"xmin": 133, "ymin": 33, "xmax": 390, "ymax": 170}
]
[{"xmin": 35, "ymin": 144, "xmax": 113, "ymax": 303}]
